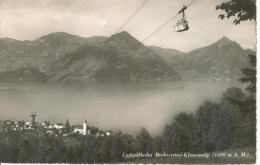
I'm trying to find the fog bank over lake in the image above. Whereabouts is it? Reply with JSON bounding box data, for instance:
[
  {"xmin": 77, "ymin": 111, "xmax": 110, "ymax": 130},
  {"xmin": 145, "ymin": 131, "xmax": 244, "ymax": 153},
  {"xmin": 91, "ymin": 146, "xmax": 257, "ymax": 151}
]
[{"xmin": 0, "ymin": 81, "xmax": 244, "ymax": 134}]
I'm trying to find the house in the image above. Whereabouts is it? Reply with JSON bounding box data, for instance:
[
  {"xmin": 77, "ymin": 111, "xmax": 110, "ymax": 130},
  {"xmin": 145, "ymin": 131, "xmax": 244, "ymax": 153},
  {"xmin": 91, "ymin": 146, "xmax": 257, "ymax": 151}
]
[
  {"xmin": 105, "ymin": 131, "xmax": 112, "ymax": 136},
  {"xmin": 41, "ymin": 121, "xmax": 50, "ymax": 129},
  {"xmin": 48, "ymin": 124, "xmax": 54, "ymax": 129},
  {"xmin": 25, "ymin": 121, "xmax": 32, "ymax": 126},
  {"xmin": 54, "ymin": 123, "xmax": 64, "ymax": 129},
  {"xmin": 73, "ymin": 125, "xmax": 84, "ymax": 134},
  {"xmin": 5, "ymin": 120, "xmax": 14, "ymax": 125},
  {"xmin": 95, "ymin": 130, "xmax": 112, "ymax": 137},
  {"xmin": 0, "ymin": 120, "xmax": 16, "ymax": 131},
  {"xmin": 23, "ymin": 121, "xmax": 32, "ymax": 129},
  {"xmin": 46, "ymin": 130, "xmax": 54, "ymax": 134}
]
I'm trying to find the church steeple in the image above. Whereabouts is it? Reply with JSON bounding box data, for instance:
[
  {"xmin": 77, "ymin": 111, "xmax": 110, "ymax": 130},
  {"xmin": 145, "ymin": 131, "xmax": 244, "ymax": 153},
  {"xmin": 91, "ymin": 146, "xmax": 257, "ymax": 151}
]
[{"xmin": 83, "ymin": 120, "xmax": 88, "ymax": 135}]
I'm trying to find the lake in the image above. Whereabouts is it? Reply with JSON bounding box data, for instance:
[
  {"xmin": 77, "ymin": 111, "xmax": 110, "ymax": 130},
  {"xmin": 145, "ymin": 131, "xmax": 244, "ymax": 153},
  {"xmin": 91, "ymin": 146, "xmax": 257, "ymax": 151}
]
[{"xmin": 0, "ymin": 81, "xmax": 244, "ymax": 135}]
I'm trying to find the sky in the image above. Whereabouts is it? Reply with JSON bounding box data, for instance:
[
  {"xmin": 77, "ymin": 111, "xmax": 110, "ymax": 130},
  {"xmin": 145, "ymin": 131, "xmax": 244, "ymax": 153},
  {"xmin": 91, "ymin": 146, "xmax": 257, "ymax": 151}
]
[{"xmin": 0, "ymin": 0, "xmax": 256, "ymax": 52}]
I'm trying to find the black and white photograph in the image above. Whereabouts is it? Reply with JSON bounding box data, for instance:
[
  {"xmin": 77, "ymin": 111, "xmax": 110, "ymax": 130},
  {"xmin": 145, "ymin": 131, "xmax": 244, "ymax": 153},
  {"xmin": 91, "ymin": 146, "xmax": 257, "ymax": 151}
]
[{"xmin": 0, "ymin": 0, "xmax": 257, "ymax": 164}]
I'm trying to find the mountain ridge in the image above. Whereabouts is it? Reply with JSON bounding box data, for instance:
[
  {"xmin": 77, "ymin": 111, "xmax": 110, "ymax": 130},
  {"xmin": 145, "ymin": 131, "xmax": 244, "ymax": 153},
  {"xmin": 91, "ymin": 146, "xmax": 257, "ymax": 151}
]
[
  {"xmin": 47, "ymin": 31, "xmax": 181, "ymax": 83},
  {"xmin": 182, "ymin": 36, "xmax": 250, "ymax": 80},
  {"xmin": 0, "ymin": 31, "xmax": 253, "ymax": 83}
]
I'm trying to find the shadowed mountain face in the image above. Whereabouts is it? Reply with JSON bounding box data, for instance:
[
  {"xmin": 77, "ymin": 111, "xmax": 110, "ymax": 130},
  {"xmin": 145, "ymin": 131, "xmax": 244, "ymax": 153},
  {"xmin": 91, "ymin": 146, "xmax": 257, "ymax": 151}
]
[
  {"xmin": 0, "ymin": 32, "xmax": 253, "ymax": 83},
  {"xmin": 48, "ymin": 32, "xmax": 181, "ymax": 83},
  {"xmin": 149, "ymin": 46, "xmax": 186, "ymax": 72}
]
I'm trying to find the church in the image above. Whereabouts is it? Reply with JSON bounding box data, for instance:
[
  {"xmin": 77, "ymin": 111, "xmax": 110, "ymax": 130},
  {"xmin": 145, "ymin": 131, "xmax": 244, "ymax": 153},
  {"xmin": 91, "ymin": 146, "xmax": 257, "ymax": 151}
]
[{"xmin": 73, "ymin": 120, "xmax": 91, "ymax": 135}]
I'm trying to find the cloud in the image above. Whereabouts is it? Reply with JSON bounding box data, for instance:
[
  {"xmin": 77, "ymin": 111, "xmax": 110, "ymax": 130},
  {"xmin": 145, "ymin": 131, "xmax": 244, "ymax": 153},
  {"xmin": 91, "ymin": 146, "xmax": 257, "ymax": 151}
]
[{"xmin": 0, "ymin": 0, "xmax": 256, "ymax": 51}]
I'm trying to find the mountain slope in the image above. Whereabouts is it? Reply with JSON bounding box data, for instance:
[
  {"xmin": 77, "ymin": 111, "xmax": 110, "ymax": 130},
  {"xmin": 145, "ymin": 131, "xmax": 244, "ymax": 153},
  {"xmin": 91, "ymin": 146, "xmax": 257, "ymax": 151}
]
[
  {"xmin": 0, "ymin": 32, "xmax": 107, "ymax": 73},
  {"xmin": 0, "ymin": 32, "xmax": 253, "ymax": 83},
  {"xmin": 0, "ymin": 67, "xmax": 47, "ymax": 83},
  {"xmin": 183, "ymin": 37, "xmax": 249, "ymax": 79},
  {"xmin": 35, "ymin": 32, "xmax": 107, "ymax": 60},
  {"xmin": 149, "ymin": 46, "xmax": 186, "ymax": 71},
  {"xmin": 244, "ymin": 49, "xmax": 256, "ymax": 56},
  {"xmin": 149, "ymin": 37, "xmax": 252, "ymax": 80},
  {"xmin": 48, "ymin": 32, "xmax": 181, "ymax": 83}
]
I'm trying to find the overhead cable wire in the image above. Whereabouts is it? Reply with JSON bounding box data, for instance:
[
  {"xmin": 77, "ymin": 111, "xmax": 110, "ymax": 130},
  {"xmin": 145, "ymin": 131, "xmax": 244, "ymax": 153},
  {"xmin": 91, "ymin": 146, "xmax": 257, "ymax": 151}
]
[{"xmin": 116, "ymin": 0, "xmax": 149, "ymax": 33}]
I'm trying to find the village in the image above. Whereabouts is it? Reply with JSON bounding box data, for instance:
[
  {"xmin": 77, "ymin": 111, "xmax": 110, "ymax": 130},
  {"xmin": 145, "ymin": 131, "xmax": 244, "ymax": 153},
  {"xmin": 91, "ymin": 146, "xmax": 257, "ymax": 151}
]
[{"xmin": 0, "ymin": 112, "xmax": 112, "ymax": 137}]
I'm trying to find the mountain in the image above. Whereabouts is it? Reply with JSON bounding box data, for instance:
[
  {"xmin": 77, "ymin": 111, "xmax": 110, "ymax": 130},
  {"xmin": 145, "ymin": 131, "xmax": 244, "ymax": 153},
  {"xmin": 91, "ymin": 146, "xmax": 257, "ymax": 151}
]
[
  {"xmin": 244, "ymin": 49, "xmax": 256, "ymax": 56},
  {"xmin": 0, "ymin": 32, "xmax": 107, "ymax": 73},
  {"xmin": 182, "ymin": 37, "xmax": 250, "ymax": 80},
  {"xmin": 0, "ymin": 67, "xmax": 47, "ymax": 83},
  {"xmin": 35, "ymin": 32, "xmax": 107, "ymax": 59},
  {"xmin": 149, "ymin": 46, "xmax": 186, "ymax": 71},
  {"xmin": 151, "ymin": 37, "xmax": 251, "ymax": 80},
  {"xmin": 48, "ymin": 31, "xmax": 181, "ymax": 83},
  {"xmin": 0, "ymin": 32, "xmax": 253, "ymax": 83}
]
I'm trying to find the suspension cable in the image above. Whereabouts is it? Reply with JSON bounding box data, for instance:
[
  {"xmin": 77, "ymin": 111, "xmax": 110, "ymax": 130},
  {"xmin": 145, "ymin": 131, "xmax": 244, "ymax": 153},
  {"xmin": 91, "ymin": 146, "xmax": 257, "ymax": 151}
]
[{"xmin": 116, "ymin": 0, "xmax": 149, "ymax": 33}]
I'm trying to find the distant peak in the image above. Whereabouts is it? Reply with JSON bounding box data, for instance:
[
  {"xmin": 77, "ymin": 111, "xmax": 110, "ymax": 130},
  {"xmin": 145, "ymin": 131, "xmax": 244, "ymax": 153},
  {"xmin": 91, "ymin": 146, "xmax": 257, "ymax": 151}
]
[
  {"xmin": 108, "ymin": 31, "xmax": 143, "ymax": 47},
  {"xmin": 35, "ymin": 32, "xmax": 82, "ymax": 41},
  {"xmin": 41, "ymin": 32, "xmax": 71, "ymax": 38},
  {"xmin": 110, "ymin": 31, "xmax": 134, "ymax": 39},
  {"xmin": 48, "ymin": 32, "xmax": 69, "ymax": 35},
  {"xmin": 0, "ymin": 38, "xmax": 20, "ymax": 42},
  {"xmin": 117, "ymin": 31, "xmax": 131, "ymax": 36},
  {"xmin": 218, "ymin": 36, "xmax": 233, "ymax": 43}
]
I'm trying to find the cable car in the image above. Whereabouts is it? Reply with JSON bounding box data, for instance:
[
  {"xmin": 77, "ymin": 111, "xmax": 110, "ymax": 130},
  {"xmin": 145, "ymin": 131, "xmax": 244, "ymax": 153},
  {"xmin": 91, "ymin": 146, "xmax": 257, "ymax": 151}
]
[{"xmin": 174, "ymin": 5, "xmax": 189, "ymax": 32}]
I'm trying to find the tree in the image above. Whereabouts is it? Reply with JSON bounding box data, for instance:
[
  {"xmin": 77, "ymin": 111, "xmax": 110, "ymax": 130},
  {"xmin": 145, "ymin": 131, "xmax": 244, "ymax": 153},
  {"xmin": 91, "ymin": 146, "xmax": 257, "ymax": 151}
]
[
  {"xmin": 220, "ymin": 86, "xmax": 256, "ymax": 148},
  {"xmin": 135, "ymin": 127, "xmax": 152, "ymax": 153},
  {"xmin": 110, "ymin": 135, "xmax": 125, "ymax": 162},
  {"xmin": 17, "ymin": 139, "xmax": 32, "ymax": 162},
  {"xmin": 65, "ymin": 119, "xmax": 71, "ymax": 133},
  {"xmin": 161, "ymin": 125, "xmax": 175, "ymax": 153},
  {"xmin": 120, "ymin": 134, "xmax": 135, "ymax": 153},
  {"xmin": 64, "ymin": 147, "xmax": 74, "ymax": 163},
  {"xmin": 216, "ymin": 0, "xmax": 256, "ymax": 147},
  {"xmin": 161, "ymin": 113, "xmax": 196, "ymax": 153},
  {"xmin": 84, "ymin": 136, "xmax": 101, "ymax": 163},
  {"xmin": 174, "ymin": 113, "xmax": 196, "ymax": 152},
  {"xmin": 239, "ymin": 55, "xmax": 256, "ymax": 147},
  {"xmin": 193, "ymin": 101, "xmax": 220, "ymax": 152},
  {"xmin": 216, "ymin": 0, "xmax": 256, "ymax": 24},
  {"xmin": 99, "ymin": 137, "xmax": 111, "ymax": 162},
  {"xmin": 150, "ymin": 136, "xmax": 163, "ymax": 153},
  {"xmin": 240, "ymin": 55, "xmax": 256, "ymax": 94},
  {"xmin": 215, "ymin": 96, "xmax": 239, "ymax": 150}
]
